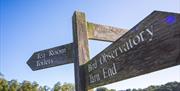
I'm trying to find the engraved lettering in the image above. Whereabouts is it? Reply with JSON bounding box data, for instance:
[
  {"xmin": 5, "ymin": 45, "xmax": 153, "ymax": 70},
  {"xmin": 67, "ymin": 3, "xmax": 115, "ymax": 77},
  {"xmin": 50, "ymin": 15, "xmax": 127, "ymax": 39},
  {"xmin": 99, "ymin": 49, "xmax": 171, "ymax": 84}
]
[
  {"xmin": 37, "ymin": 53, "xmax": 45, "ymax": 59},
  {"xmin": 49, "ymin": 48, "xmax": 66, "ymax": 56},
  {"xmin": 89, "ymin": 74, "xmax": 100, "ymax": 84},
  {"xmin": 132, "ymin": 35, "xmax": 141, "ymax": 45},
  {"xmin": 145, "ymin": 28, "xmax": 153, "ymax": 41},
  {"xmin": 102, "ymin": 63, "xmax": 117, "ymax": 79},
  {"xmin": 36, "ymin": 59, "xmax": 54, "ymax": 67},
  {"xmin": 88, "ymin": 60, "xmax": 97, "ymax": 72}
]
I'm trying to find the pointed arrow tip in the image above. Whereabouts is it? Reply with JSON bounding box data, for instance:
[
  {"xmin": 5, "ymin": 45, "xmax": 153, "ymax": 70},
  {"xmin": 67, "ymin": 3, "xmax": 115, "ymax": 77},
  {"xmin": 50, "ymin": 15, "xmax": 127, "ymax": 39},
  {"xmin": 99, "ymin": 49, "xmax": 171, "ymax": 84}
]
[{"xmin": 26, "ymin": 53, "xmax": 36, "ymax": 71}]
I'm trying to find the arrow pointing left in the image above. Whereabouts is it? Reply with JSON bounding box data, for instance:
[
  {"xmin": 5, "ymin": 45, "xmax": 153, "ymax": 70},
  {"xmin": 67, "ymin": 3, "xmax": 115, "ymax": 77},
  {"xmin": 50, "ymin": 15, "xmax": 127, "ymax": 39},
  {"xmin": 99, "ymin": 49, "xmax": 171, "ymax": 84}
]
[{"xmin": 27, "ymin": 43, "xmax": 74, "ymax": 71}]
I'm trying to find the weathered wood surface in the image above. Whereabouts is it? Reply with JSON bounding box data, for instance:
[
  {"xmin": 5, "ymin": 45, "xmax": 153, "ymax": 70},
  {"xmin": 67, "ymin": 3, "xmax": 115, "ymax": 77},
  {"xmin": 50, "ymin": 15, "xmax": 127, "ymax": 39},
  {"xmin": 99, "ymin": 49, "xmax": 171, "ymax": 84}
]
[
  {"xmin": 87, "ymin": 22, "xmax": 128, "ymax": 42},
  {"xmin": 83, "ymin": 11, "xmax": 180, "ymax": 89},
  {"xmin": 72, "ymin": 11, "xmax": 92, "ymax": 91},
  {"xmin": 27, "ymin": 43, "xmax": 73, "ymax": 71}
]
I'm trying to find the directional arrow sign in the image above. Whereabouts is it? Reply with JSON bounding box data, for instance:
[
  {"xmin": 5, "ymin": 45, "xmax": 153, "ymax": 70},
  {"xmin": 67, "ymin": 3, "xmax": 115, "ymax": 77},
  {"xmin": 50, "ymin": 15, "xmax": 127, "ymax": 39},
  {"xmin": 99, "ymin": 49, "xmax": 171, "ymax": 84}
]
[
  {"xmin": 27, "ymin": 43, "xmax": 74, "ymax": 71},
  {"xmin": 83, "ymin": 11, "xmax": 180, "ymax": 89},
  {"xmin": 87, "ymin": 22, "xmax": 128, "ymax": 42}
]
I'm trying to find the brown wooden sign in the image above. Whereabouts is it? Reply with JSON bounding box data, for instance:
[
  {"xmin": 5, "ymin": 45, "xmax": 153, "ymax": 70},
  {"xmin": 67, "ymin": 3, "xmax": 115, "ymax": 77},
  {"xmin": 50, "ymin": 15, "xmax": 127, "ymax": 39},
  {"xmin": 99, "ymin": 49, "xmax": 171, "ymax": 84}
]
[
  {"xmin": 27, "ymin": 43, "xmax": 74, "ymax": 71},
  {"xmin": 83, "ymin": 11, "xmax": 180, "ymax": 89},
  {"xmin": 87, "ymin": 22, "xmax": 128, "ymax": 42}
]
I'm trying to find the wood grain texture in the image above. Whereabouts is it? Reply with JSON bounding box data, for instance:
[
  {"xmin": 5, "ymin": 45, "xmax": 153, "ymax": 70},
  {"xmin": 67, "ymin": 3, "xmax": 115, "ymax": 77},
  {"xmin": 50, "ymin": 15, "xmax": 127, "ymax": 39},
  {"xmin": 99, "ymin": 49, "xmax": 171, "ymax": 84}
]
[
  {"xmin": 87, "ymin": 22, "xmax": 128, "ymax": 42},
  {"xmin": 83, "ymin": 11, "xmax": 180, "ymax": 89},
  {"xmin": 27, "ymin": 43, "xmax": 73, "ymax": 71},
  {"xmin": 72, "ymin": 11, "xmax": 92, "ymax": 91}
]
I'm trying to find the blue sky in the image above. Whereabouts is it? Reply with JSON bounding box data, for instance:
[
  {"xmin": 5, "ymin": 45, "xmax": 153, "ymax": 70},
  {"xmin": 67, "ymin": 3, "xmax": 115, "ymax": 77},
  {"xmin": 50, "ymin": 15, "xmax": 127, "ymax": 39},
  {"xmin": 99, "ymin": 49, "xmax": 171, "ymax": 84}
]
[{"xmin": 0, "ymin": 0, "xmax": 180, "ymax": 90}]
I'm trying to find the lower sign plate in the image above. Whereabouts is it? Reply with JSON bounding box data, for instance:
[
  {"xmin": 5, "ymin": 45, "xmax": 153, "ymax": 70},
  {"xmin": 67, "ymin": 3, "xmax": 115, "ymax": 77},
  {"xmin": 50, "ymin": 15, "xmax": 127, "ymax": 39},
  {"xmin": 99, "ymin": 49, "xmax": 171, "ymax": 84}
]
[{"xmin": 83, "ymin": 11, "xmax": 180, "ymax": 89}]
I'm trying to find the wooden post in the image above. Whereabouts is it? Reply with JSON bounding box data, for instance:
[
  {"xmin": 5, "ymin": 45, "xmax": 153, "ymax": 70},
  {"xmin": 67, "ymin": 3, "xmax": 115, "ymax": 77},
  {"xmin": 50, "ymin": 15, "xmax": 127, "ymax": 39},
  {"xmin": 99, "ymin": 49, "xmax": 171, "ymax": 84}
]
[{"xmin": 72, "ymin": 11, "xmax": 92, "ymax": 91}]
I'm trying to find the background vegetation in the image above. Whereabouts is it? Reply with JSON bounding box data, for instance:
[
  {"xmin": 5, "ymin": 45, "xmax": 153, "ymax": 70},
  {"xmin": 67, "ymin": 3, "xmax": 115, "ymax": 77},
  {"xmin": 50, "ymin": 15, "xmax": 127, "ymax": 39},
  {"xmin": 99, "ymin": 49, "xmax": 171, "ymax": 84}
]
[
  {"xmin": 0, "ymin": 79, "xmax": 74, "ymax": 91},
  {"xmin": 0, "ymin": 78, "xmax": 179, "ymax": 91},
  {"xmin": 97, "ymin": 81, "xmax": 180, "ymax": 91}
]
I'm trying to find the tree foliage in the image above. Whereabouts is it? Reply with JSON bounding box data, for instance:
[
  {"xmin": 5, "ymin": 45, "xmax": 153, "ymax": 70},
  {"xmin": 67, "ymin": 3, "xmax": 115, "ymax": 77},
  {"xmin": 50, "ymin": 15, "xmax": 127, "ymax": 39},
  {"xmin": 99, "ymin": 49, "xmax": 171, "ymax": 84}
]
[
  {"xmin": 96, "ymin": 82, "xmax": 180, "ymax": 91},
  {"xmin": 124, "ymin": 81, "xmax": 180, "ymax": 91},
  {"xmin": 0, "ymin": 79, "xmax": 8, "ymax": 91},
  {"xmin": 0, "ymin": 78, "xmax": 75, "ymax": 91},
  {"xmin": 9, "ymin": 79, "xmax": 19, "ymax": 91},
  {"xmin": 96, "ymin": 87, "xmax": 115, "ymax": 91},
  {"xmin": 61, "ymin": 83, "xmax": 75, "ymax": 91},
  {"xmin": 54, "ymin": 82, "xmax": 61, "ymax": 91},
  {"xmin": 0, "ymin": 78, "xmax": 179, "ymax": 91}
]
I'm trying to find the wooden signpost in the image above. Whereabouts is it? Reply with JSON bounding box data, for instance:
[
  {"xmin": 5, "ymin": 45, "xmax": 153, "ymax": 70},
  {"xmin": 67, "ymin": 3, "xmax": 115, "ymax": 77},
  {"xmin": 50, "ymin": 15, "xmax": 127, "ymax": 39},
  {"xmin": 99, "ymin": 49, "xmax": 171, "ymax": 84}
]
[
  {"xmin": 27, "ymin": 10, "xmax": 180, "ymax": 91},
  {"xmin": 27, "ymin": 43, "xmax": 73, "ymax": 71}
]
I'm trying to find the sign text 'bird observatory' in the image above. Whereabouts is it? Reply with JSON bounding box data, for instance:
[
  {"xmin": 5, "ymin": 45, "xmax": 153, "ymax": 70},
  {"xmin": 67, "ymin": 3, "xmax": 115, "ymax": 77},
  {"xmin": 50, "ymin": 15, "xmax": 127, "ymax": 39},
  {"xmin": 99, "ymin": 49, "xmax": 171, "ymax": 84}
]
[
  {"xmin": 27, "ymin": 11, "xmax": 180, "ymax": 91},
  {"xmin": 83, "ymin": 11, "xmax": 180, "ymax": 89}
]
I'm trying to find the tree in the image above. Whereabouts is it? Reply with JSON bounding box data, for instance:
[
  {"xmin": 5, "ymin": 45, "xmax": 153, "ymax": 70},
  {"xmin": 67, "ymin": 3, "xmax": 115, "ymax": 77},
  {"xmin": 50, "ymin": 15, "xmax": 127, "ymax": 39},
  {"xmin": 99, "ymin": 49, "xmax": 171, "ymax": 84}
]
[
  {"xmin": 122, "ymin": 81, "xmax": 180, "ymax": 91},
  {"xmin": 96, "ymin": 87, "xmax": 109, "ymax": 91},
  {"xmin": 32, "ymin": 81, "xmax": 39, "ymax": 91},
  {"xmin": 136, "ymin": 88, "xmax": 143, "ymax": 91},
  {"xmin": 126, "ymin": 89, "xmax": 131, "ymax": 91},
  {"xmin": 132, "ymin": 89, "xmax": 138, "ymax": 91},
  {"xmin": 38, "ymin": 86, "xmax": 45, "ymax": 91},
  {"xmin": 145, "ymin": 85, "xmax": 157, "ymax": 91},
  {"xmin": 53, "ymin": 82, "xmax": 61, "ymax": 91},
  {"xmin": 96, "ymin": 87, "xmax": 116, "ymax": 91},
  {"xmin": 9, "ymin": 79, "xmax": 19, "ymax": 91},
  {"xmin": 43, "ymin": 85, "xmax": 50, "ymax": 91},
  {"xmin": 0, "ymin": 79, "xmax": 8, "ymax": 91},
  {"xmin": 61, "ymin": 83, "xmax": 75, "ymax": 91},
  {"xmin": 155, "ymin": 82, "xmax": 180, "ymax": 91},
  {"xmin": 21, "ymin": 80, "xmax": 32, "ymax": 91},
  {"xmin": 109, "ymin": 89, "xmax": 116, "ymax": 91}
]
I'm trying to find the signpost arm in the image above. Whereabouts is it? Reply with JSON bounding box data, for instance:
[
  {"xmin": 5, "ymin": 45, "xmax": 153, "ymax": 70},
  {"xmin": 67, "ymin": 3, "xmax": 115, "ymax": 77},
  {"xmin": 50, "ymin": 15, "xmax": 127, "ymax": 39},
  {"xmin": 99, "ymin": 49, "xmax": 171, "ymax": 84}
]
[
  {"xmin": 83, "ymin": 11, "xmax": 180, "ymax": 89},
  {"xmin": 72, "ymin": 11, "xmax": 92, "ymax": 91},
  {"xmin": 87, "ymin": 22, "xmax": 128, "ymax": 42}
]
